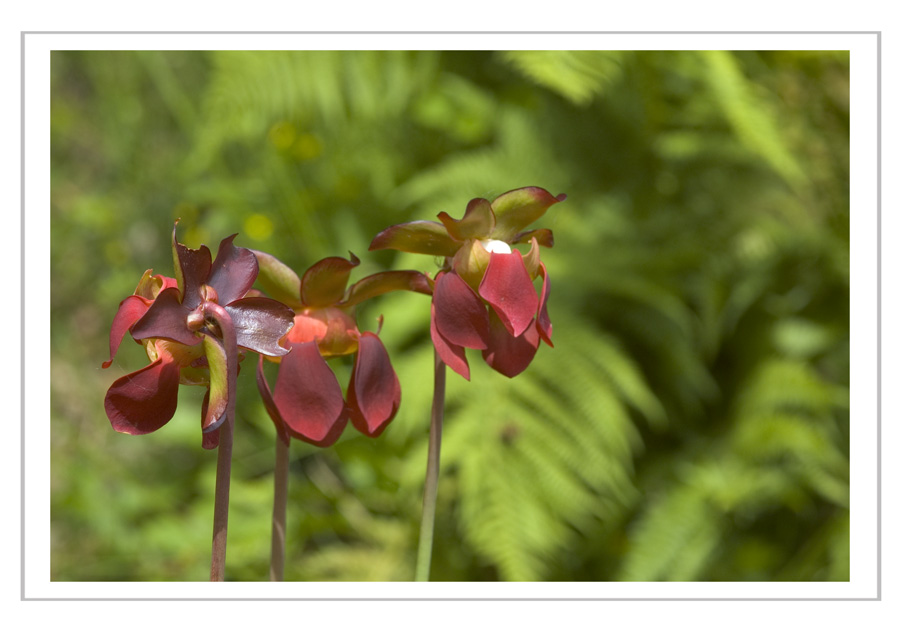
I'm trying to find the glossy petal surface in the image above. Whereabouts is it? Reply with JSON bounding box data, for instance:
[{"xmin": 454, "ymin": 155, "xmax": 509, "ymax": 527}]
[
  {"xmin": 208, "ymin": 234, "xmax": 259, "ymax": 306},
  {"xmin": 478, "ymin": 251, "xmax": 539, "ymax": 338},
  {"xmin": 437, "ymin": 197, "xmax": 495, "ymax": 241},
  {"xmin": 347, "ymin": 333, "xmax": 401, "ymax": 437},
  {"xmin": 273, "ymin": 341, "xmax": 348, "ymax": 447},
  {"xmin": 482, "ymin": 310, "xmax": 541, "ymax": 378},
  {"xmin": 342, "ymin": 270, "xmax": 433, "ymax": 307},
  {"xmin": 430, "ymin": 302, "xmax": 470, "ymax": 380},
  {"xmin": 130, "ymin": 287, "xmax": 199, "ymax": 346},
  {"xmin": 226, "ymin": 297, "xmax": 294, "ymax": 356},
  {"xmin": 300, "ymin": 254, "xmax": 360, "ymax": 307},
  {"xmin": 103, "ymin": 295, "xmax": 152, "ymax": 368},
  {"xmin": 432, "ymin": 271, "xmax": 490, "ymax": 350},
  {"xmin": 105, "ymin": 356, "xmax": 181, "ymax": 434},
  {"xmin": 252, "ymin": 249, "xmax": 302, "ymax": 306},
  {"xmin": 369, "ymin": 220, "xmax": 460, "ymax": 257},
  {"xmin": 490, "ymin": 187, "xmax": 566, "ymax": 242}
]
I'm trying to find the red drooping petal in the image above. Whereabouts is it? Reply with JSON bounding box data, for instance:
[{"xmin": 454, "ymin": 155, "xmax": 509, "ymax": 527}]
[
  {"xmin": 200, "ymin": 389, "xmax": 221, "ymax": 450},
  {"xmin": 300, "ymin": 254, "xmax": 360, "ymax": 308},
  {"xmin": 478, "ymin": 250, "xmax": 539, "ymax": 338},
  {"xmin": 104, "ymin": 355, "xmax": 182, "ymax": 435},
  {"xmin": 347, "ymin": 333, "xmax": 401, "ymax": 438},
  {"xmin": 225, "ymin": 296, "xmax": 294, "ymax": 357},
  {"xmin": 208, "ymin": 234, "xmax": 259, "ymax": 307},
  {"xmin": 273, "ymin": 340, "xmax": 348, "ymax": 447},
  {"xmin": 130, "ymin": 287, "xmax": 200, "ymax": 347},
  {"xmin": 482, "ymin": 309, "xmax": 541, "ymax": 378},
  {"xmin": 256, "ymin": 355, "xmax": 291, "ymax": 446},
  {"xmin": 430, "ymin": 301, "xmax": 470, "ymax": 380},
  {"xmin": 102, "ymin": 295, "xmax": 152, "ymax": 368},
  {"xmin": 536, "ymin": 262, "xmax": 553, "ymax": 347},
  {"xmin": 432, "ymin": 271, "xmax": 490, "ymax": 350},
  {"xmin": 172, "ymin": 224, "xmax": 212, "ymax": 310}
]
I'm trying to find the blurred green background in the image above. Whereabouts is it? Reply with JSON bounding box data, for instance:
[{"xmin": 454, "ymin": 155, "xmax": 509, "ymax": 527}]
[{"xmin": 50, "ymin": 50, "xmax": 849, "ymax": 582}]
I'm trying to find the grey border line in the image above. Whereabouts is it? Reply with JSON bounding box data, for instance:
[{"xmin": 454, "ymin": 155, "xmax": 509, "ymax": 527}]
[
  {"xmin": 26, "ymin": 31, "xmax": 879, "ymax": 601},
  {"xmin": 22, "ymin": 30, "xmax": 882, "ymax": 36},
  {"xmin": 20, "ymin": 30, "xmax": 26, "ymax": 603},
  {"xmin": 876, "ymin": 30, "xmax": 882, "ymax": 602}
]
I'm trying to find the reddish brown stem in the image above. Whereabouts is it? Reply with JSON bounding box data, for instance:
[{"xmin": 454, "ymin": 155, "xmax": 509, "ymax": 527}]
[
  {"xmin": 269, "ymin": 435, "xmax": 289, "ymax": 581},
  {"xmin": 203, "ymin": 301, "xmax": 238, "ymax": 582}
]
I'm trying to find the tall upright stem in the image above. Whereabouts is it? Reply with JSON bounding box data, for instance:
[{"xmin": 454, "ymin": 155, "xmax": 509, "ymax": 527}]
[
  {"xmin": 209, "ymin": 411, "xmax": 233, "ymax": 581},
  {"xmin": 269, "ymin": 436, "xmax": 289, "ymax": 581},
  {"xmin": 203, "ymin": 301, "xmax": 238, "ymax": 582},
  {"xmin": 415, "ymin": 349, "xmax": 446, "ymax": 581}
]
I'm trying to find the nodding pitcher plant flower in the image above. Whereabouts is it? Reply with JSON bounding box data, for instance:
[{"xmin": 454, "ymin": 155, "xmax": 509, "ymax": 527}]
[
  {"xmin": 253, "ymin": 251, "xmax": 432, "ymax": 447},
  {"xmin": 102, "ymin": 224, "xmax": 295, "ymax": 448},
  {"xmin": 369, "ymin": 186, "xmax": 565, "ymax": 379}
]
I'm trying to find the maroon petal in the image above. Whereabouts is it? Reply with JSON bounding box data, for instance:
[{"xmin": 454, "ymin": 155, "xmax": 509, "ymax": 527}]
[
  {"xmin": 200, "ymin": 389, "xmax": 221, "ymax": 450},
  {"xmin": 347, "ymin": 333, "xmax": 401, "ymax": 437},
  {"xmin": 433, "ymin": 271, "xmax": 490, "ymax": 350},
  {"xmin": 482, "ymin": 309, "xmax": 541, "ymax": 378},
  {"xmin": 536, "ymin": 263, "xmax": 553, "ymax": 347},
  {"xmin": 437, "ymin": 197, "xmax": 495, "ymax": 241},
  {"xmin": 478, "ymin": 250, "xmax": 539, "ymax": 338},
  {"xmin": 130, "ymin": 287, "xmax": 200, "ymax": 347},
  {"xmin": 369, "ymin": 220, "xmax": 461, "ymax": 257},
  {"xmin": 430, "ymin": 301, "xmax": 470, "ymax": 380},
  {"xmin": 273, "ymin": 340, "xmax": 348, "ymax": 447},
  {"xmin": 300, "ymin": 254, "xmax": 360, "ymax": 308},
  {"xmin": 225, "ymin": 297, "xmax": 294, "ymax": 357},
  {"xmin": 256, "ymin": 355, "xmax": 291, "ymax": 446},
  {"xmin": 208, "ymin": 234, "xmax": 259, "ymax": 306},
  {"xmin": 172, "ymin": 224, "xmax": 212, "ymax": 310},
  {"xmin": 104, "ymin": 356, "xmax": 181, "ymax": 435},
  {"xmin": 102, "ymin": 295, "xmax": 152, "ymax": 368}
]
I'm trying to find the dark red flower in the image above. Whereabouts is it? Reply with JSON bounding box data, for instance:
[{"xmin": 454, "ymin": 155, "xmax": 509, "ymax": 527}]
[
  {"xmin": 102, "ymin": 224, "xmax": 295, "ymax": 448},
  {"xmin": 253, "ymin": 251, "xmax": 431, "ymax": 447},
  {"xmin": 370, "ymin": 186, "xmax": 564, "ymax": 379}
]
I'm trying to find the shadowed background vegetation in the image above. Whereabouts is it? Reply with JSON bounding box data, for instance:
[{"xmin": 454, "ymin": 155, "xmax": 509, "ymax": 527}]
[{"xmin": 50, "ymin": 50, "xmax": 849, "ymax": 581}]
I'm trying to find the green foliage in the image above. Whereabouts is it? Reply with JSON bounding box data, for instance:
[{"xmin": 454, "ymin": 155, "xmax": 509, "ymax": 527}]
[{"xmin": 50, "ymin": 50, "xmax": 848, "ymax": 581}]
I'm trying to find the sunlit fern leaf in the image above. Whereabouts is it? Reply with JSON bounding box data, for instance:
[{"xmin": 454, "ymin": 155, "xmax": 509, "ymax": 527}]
[
  {"xmin": 392, "ymin": 107, "xmax": 572, "ymax": 211},
  {"xmin": 700, "ymin": 51, "xmax": 807, "ymax": 190},
  {"xmin": 499, "ymin": 51, "xmax": 626, "ymax": 107},
  {"xmin": 193, "ymin": 50, "xmax": 436, "ymax": 168},
  {"xmin": 618, "ymin": 478, "xmax": 722, "ymax": 581},
  {"xmin": 424, "ymin": 318, "xmax": 649, "ymax": 580},
  {"xmin": 735, "ymin": 358, "xmax": 847, "ymax": 420}
]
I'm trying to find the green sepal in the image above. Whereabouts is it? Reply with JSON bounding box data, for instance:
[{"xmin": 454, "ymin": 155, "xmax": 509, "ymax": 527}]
[
  {"xmin": 490, "ymin": 187, "xmax": 566, "ymax": 242},
  {"xmin": 252, "ymin": 249, "xmax": 302, "ymax": 307},
  {"xmin": 369, "ymin": 220, "xmax": 460, "ymax": 257}
]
